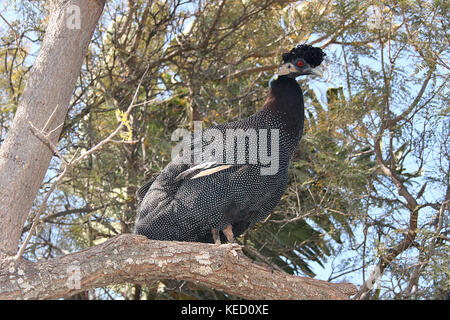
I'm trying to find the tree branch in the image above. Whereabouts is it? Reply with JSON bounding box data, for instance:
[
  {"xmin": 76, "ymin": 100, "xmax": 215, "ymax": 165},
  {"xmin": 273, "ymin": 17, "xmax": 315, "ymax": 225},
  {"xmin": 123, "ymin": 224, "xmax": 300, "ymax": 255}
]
[{"xmin": 0, "ymin": 235, "xmax": 356, "ymax": 300}]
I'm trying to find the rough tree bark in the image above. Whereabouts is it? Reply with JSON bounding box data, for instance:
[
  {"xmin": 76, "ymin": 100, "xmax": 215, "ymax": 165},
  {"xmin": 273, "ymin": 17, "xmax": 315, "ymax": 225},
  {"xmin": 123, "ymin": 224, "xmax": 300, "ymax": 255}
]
[
  {"xmin": 0, "ymin": 0, "xmax": 106, "ymax": 255},
  {"xmin": 0, "ymin": 0, "xmax": 357, "ymax": 300},
  {"xmin": 0, "ymin": 234, "xmax": 356, "ymax": 300}
]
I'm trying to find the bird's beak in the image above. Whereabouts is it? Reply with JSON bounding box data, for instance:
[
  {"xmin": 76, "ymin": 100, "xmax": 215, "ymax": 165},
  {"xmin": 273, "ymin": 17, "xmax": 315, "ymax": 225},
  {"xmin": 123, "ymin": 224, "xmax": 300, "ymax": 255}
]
[
  {"xmin": 309, "ymin": 69, "xmax": 321, "ymax": 77},
  {"xmin": 302, "ymin": 64, "xmax": 321, "ymax": 77}
]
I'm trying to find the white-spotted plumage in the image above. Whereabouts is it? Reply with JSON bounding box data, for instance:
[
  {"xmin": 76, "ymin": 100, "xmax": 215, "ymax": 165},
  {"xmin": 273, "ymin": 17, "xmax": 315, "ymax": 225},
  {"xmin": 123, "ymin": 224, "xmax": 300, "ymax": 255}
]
[
  {"xmin": 174, "ymin": 161, "xmax": 217, "ymax": 181},
  {"xmin": 135, "ymin": 79, "xmax": 304, "ymax": 243},
  {"xmin": 135, "ymin": 44, "xmax": 325, "ymax": 243},
  {"xmin": 190, "ymin": 165, "xmax": 233, "ymax": 179}
]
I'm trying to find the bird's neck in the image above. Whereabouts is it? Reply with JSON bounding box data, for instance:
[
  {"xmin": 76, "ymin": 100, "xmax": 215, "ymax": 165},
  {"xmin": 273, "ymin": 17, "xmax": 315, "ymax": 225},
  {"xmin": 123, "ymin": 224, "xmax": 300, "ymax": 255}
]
[{"xmin": 263, "ymin": 76, "xmax": 305, "ymax": 138}]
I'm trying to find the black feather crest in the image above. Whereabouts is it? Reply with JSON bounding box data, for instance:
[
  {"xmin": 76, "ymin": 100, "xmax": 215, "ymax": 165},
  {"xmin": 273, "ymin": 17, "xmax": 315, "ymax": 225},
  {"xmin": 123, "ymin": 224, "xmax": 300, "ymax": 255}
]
[{"xmin": 282, "ymin": 44, "xmax": 326, "ymax": 68}]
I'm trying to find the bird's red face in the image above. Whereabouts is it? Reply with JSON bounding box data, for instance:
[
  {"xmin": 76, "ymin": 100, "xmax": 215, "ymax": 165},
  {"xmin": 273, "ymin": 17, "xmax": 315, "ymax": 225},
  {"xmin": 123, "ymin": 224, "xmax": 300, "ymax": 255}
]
[{"xmin": 292, "ymin": 58, "xmax": 315, "ymax": 75}]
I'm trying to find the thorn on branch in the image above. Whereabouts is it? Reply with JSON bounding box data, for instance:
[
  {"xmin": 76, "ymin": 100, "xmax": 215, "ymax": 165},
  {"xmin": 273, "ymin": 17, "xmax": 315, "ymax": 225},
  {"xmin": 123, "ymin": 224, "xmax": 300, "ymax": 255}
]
[{"xmin": 28, "ymin": 120, "xmax": 68, "ymax": 165}]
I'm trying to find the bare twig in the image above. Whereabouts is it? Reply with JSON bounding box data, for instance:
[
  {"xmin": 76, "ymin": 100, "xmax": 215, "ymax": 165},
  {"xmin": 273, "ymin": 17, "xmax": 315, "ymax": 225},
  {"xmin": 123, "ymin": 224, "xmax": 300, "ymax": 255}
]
[
  {"xmin": 0, "ymin": 12, "xmax": 25, "ymax": 60},
  {"xmin": 14, "ymin": 65, "xmax": 151, "ymax": 260},
  {"xmin": 28, "ymin": 120, "xmax": 67, "ymax": 164}
]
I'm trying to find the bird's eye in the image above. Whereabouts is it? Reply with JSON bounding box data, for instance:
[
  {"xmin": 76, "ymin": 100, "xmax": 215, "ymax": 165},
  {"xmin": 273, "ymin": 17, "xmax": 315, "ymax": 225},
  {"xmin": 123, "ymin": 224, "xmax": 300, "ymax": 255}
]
[{"xmin": 297, "ymin": 60, "xmax": 304, "ymax": 67}]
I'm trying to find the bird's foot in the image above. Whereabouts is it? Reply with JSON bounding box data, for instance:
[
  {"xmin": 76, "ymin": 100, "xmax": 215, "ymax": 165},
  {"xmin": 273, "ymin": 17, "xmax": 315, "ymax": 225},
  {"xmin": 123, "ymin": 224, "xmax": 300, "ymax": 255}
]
[
  {"xmin": 211, "ymin": 228, "xmax": 221, "ymax": 245},
  {"xmin": 223, "ymin": 224, "xmax": 235, "ymax": 243}
]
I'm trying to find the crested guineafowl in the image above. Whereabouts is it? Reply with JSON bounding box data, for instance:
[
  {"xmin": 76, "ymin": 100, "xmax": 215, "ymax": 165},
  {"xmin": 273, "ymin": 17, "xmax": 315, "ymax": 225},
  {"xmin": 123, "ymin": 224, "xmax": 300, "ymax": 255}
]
[{"xmin": 135, "ymin": 44, "xmax": 326, "ymax": 244}]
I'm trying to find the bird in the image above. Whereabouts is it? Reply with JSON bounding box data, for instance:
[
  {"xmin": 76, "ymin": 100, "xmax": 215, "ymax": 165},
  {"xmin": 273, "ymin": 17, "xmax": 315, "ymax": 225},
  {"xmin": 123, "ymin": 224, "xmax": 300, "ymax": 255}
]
[{"xmin": 135, "ymin": 44, "xmax": 326, "ymax": 244}]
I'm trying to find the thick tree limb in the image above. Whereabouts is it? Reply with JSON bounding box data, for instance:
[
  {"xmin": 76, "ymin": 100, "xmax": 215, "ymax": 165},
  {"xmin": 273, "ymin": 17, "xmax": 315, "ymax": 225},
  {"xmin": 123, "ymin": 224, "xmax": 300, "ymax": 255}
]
[{"xmin": 0, "ymin": 235, "xmax": 356, "ymax": 300}]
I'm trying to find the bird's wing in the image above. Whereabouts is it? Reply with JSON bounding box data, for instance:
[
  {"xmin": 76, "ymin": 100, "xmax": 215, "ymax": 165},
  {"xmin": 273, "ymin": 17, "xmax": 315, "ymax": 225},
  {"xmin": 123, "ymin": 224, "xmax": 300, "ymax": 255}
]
[
  {"xmin": 143, "ymin": 115, "xmax": 259, "ymax": 186},
  {"xmin": 136, "ymin": 176, "xmax": 157, "ymax": 204},
  {"xmin": 174, "ymin": 161, "xmax": 234, "ymax": 182},
  {"xmin": 175, "ymin": 161, "xmax": 239, "ymax": 182},
  {"xmin": 171, "ymin": 124, "xmax": 236, "ymax": 182},
  {"xmin": 174, "ymin": 161, "xmax": 215, "ymax": 181}
]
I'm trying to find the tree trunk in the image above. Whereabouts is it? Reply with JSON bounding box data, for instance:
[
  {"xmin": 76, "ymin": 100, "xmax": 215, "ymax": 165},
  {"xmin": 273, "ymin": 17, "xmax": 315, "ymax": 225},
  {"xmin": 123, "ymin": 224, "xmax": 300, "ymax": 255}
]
[{"xmin": 0, "ymin": 0, "xmax": 106, "ymax": 255}]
